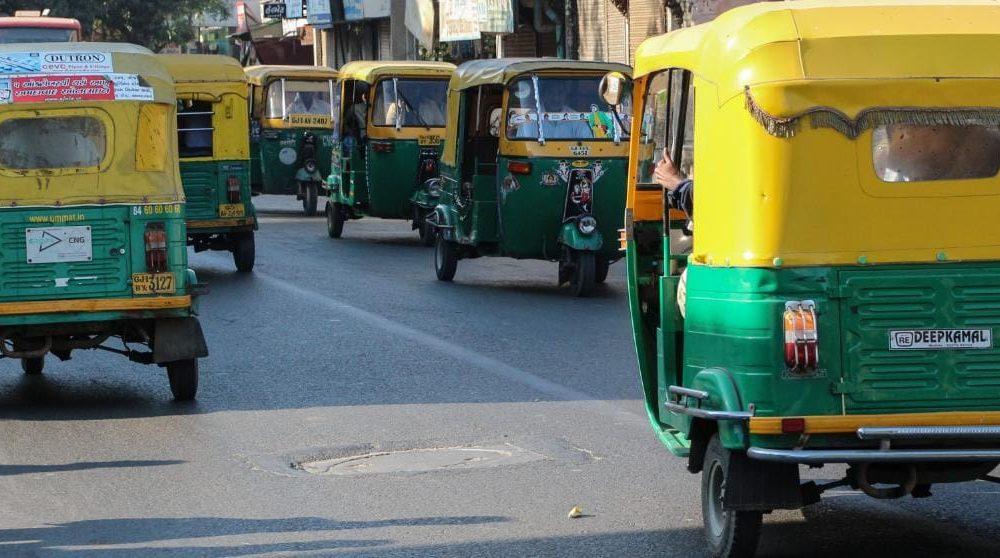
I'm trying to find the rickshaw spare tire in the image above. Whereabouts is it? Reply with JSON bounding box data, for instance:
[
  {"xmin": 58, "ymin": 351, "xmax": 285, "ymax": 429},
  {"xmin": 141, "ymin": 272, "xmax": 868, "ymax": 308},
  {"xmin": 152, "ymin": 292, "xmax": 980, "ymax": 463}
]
[
  {"xmin": 166, "ymin": 359, "xmax": 199, "ymax": 401},
  {"xmin": 327, "ymin": 203, "xmax": 345, "ymax": 238},
  {"xmin": 232, "ymin": 232, "xmax": 255, "ymax": 272},
  {"xmin": 21, "ymin": 357, "xmax": 43, "ymax": 375},
  {"xmin": 701, "ymin": 434, "xmax": 763, "ymax": 558},
  {"xmin": 302, "ymin": 181, "xmax": 318, "ymax": 216},
  {"xmin": 570, "ymin": 251, "xmax": 597, "ymax": 297},
  {"xmin": 435, "ymin": 234, "xmax": 458, "ymax": 281}
]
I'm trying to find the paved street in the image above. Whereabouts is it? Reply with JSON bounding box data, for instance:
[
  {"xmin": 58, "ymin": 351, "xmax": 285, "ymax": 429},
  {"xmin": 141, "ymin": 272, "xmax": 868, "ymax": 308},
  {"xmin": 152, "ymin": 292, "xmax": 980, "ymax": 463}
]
[{"xmin": 0, "ymin": 195, "xmax": 998, "ymax": 557}]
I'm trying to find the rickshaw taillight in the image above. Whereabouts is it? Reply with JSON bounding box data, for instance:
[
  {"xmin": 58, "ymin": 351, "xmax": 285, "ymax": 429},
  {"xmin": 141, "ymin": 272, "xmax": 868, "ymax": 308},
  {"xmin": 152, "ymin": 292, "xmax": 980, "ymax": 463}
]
[
  {"xmin": 372, "ymin": 141, "xmax": 394, "ymax": 153},
  {"xmin": 144, "ymin": 223, "xmax": 168, "ymax": 273},
  {"xmin": 227, "ymin": 175, "xmax": 241, "ymax": 203},
  {"xmin": 508, "ymin": 161, "xmax": 532, "ymax": 175},
  {"xmin": 783, "ymin": 300, "xmax": 819, "ymax": 371}
]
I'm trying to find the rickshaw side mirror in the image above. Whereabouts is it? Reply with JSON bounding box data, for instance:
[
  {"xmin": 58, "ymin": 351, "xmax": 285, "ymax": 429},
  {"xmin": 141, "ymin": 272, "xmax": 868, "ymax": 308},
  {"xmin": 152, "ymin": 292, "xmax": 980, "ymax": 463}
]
[
  {"xmin": 489, "ymin": 108, "xmax": 502, "ymax": 137},
  {"xmin": 599, "ymin": 72, "xmax": 629, "ymax": 107}
]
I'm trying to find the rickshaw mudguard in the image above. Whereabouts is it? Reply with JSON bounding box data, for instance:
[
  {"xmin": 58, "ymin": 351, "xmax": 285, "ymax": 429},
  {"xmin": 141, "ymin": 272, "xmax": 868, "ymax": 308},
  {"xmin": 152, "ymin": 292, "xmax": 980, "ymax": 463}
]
[
  {"xmin": 294, "ymin": 167, "xmax": 323, "ymax": 182},
  {"xmin": 431, "ymin": 204, "xmax": 459, "ymax": 241},
  {"xmin": 153, "ymin": 316, "xmax": 209, "ymax": 363},
  {"xmin": 687, "ymin": 368, "xmax": 750, "ymax": 450},
  {"xmin": 558, "ymin": 222, "xmax": 604, "ymax": 252}
]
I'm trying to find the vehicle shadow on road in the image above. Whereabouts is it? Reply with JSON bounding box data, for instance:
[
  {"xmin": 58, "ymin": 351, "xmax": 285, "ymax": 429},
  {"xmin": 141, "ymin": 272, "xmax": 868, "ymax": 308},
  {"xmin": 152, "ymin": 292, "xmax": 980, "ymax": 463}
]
[
  {"xmin": 0, "ymin": 460, "xmax": 183, "ymax": 477},
  {"xmin": 0, "ymin": 515, "xmax": 507, "ymax": 557}
]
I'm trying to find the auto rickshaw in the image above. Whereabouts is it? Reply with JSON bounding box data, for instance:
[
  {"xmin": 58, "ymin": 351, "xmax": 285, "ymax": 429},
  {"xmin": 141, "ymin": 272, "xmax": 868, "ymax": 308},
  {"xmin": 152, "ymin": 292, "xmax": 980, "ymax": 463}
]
[
  {"xmin": 245, "ymin": 65, "xmax": 338, "ymax": 216},
  {"xmin": 325, "ymin": 61, "xmax": 455, "ymax": 244},
  {"xmin": 620, "ymin": 2, "xmax": 1000, "ymax": 556},
  {"xmin": 0, "ymin": 43, "xmax": 207, "ymax": 400},
  {"xmin": 160, "ymin": 54, "xmax": 257, "ymax": 272},
  {"xmin": 431, "ymin": 59, "xmax": 632, "ymax": 296}
]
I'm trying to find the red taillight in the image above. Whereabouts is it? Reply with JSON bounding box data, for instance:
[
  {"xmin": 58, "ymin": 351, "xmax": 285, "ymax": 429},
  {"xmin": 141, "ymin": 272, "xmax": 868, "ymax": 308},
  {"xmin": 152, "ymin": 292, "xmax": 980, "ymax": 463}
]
[
  {"xmin": 508, "ymin": 161, "xmax": 532, "ymax": 175},
  {"xmin": 372, "ymin": 141, "xmax": 394, "ymax": 153},
  {"xmin": 227, "ymin": 175, "xmax": 241, "ymax": 203},
  {"xmin": 144, "ymin": 222, "xmax": 168, "ymax": 273},
  {"xmin": 784, "ymin": 300, "xmax": 819, "ymax": 371},
  {"xmin": 781, "ymin": 417, "xmax": 806, "ymax": 434}
]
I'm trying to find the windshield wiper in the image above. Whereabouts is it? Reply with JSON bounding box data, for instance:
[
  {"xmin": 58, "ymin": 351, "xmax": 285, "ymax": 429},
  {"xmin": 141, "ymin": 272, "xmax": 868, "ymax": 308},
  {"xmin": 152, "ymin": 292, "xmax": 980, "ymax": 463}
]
[{"xmin": 396, "ymin": 90, "xmax": 429, "ymax": 127}]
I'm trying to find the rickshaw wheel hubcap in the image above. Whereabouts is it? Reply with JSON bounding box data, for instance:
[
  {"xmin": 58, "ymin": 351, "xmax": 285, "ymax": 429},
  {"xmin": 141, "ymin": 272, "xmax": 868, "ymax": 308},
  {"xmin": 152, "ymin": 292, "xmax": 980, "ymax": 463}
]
[{"xmin": 707, "ymin": 460, "xmax": 727, "ymax": 538}]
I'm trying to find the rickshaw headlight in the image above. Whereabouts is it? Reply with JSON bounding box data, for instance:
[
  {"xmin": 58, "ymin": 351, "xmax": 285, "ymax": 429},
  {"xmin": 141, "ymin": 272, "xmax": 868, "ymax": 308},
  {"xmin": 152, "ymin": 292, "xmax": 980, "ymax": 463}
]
[
  {"xmin": 426, "ymin": 179, "xmax": 442, "ymax": 198},
  {"xmin": 783, "ymin": 300, "xmax": 819, "ymax": 371},
  {"xmin": 304, "ymin": 160, "xmax": 317, "ymax": 174},
  {"xmin": 577, "ymin": 216, "xmax": 598, "ymax": 235}
]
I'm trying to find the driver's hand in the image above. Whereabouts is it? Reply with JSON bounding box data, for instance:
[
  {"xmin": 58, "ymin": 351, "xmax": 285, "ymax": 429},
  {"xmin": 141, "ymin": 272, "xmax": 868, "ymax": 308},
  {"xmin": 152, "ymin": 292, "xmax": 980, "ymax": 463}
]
[{"xmin": 654, "ymin": 148, "xmax": 684, "ymax": 191}]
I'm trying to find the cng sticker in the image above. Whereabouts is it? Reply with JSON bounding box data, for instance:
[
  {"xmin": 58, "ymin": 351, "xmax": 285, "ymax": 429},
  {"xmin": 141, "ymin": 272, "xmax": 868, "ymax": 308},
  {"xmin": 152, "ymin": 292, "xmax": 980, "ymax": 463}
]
[{"xmin": 26, "ymin": 225, "xmax": 92, "ymax": 264}]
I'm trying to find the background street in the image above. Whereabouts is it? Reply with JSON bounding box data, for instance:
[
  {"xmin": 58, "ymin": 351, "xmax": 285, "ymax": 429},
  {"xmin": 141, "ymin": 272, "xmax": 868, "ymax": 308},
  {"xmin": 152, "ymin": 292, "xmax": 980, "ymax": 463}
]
[{"xmin": 1, "ymin": 196, "xmax": 998, "ymax": 557}]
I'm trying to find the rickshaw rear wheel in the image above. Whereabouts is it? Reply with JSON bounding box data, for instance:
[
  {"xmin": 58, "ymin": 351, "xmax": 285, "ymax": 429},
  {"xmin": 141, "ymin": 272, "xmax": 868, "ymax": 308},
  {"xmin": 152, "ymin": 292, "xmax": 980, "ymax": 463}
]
[
  {"xmin": 702, "ymin": 434, "xmax": 763, "ymax": 558},
  {"xmin": 232, "ymin": 233, "xmax": 255, "ymax": 272},
  {"xmin": 167, "ymin": 359, "xmax": 199, "ymax": 401},
  {"xmin": 435, "ymin": 234, "xmax": 458, "ymax": 281},
  {"xmin": 301, "ymin": 182, "xmax": 318, "ymax": 216},
  {"xmin": 21, "ymin": 357, "xmax": 43, "ymax": 375},
  {"xmin": 570, "ymin": 251, "xmax": 597, "ymax": 297},
  {"xmin": 595, "ymin": 257, "xmax": 610, "ymax": 283},
  {"xmin": 327, "ymin": 203, "xmax": 345, "ymax": 238}
]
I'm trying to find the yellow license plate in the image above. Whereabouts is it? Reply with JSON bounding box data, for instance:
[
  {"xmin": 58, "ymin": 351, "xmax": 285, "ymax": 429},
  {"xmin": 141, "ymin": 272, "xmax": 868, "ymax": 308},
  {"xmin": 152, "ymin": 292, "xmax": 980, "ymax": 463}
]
[
  {"xmin": 218, "ymin": 204, "xmax": 246, "ymax": 218},
  {"xmin": 418, "ymin": 135, "xmax": 441, "ymax": 146},
  {"xmin": 132, "ymin": 272, "xmax": 175, "ymax": 295}
]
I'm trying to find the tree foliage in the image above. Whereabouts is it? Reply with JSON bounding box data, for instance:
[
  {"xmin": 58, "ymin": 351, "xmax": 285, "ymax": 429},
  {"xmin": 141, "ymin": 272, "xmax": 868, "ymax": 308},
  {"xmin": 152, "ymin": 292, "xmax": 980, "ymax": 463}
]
[{"xmin": 0, "ymin": 0, "xmax": 229, "ymax": 51}]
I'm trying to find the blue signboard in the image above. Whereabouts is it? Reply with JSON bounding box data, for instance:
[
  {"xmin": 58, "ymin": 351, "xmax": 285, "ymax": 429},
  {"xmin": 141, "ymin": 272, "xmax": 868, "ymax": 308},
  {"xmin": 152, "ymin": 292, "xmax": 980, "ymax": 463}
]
[
  {"xmin": 343, "ymin": 0, "xmax": 363, "ymax": 20},
  {"xmin": 307, "ymin": 0, "xmax": 333, "ymax": 27}
]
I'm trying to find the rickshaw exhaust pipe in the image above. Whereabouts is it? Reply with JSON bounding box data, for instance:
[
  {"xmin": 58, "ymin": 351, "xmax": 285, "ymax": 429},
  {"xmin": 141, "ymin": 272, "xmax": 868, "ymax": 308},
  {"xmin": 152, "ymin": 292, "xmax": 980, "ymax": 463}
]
[{"xmin": 854, "ymin": 462, "xmax": 918, "ymax": 499}]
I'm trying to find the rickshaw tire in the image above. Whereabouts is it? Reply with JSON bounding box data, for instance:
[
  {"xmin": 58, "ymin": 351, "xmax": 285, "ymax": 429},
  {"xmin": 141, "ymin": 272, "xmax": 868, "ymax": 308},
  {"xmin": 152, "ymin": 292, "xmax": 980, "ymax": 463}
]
[
  {"xmin": 21, "ymin": 357, "xmax": 43, "ymax": 375},
  {"xmin": 302, "ymin": 182, "xmax": 318, "ymax": 216},
  {"xmin": 419, "ymin": 220, "xmax": 436, "ymax": 247},
  {"xmin": 701, "ymin": 434, "xmax": 763, "ymax": 558},
  {"xmin": 435, "ymin": 234, "xmax": 458, "ymax": 281},
  {"xmin": 327, "ymin": 203, "xmax": 345, "ymax": 238},
  {"xmin": 167, "ymin": 359, "xmax": 199, "ymax": 401},
  {"xmin": 232, "ymin": 233, "xmax": 255, "ymax": 272},
  {"xmin": 595, "ymin": 257, "xmax": 610, "ymax": 283},
  {"xmin": 570, "ymin": 251, "xmax": 597, "ymax": 297}
]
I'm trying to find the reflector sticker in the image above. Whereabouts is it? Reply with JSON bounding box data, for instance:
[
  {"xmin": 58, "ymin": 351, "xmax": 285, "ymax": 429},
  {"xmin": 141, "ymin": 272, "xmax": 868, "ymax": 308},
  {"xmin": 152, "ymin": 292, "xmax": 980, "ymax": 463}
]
[{"xmin": 889, "ymin": 329, "xmax": 992, "ymax": 350}]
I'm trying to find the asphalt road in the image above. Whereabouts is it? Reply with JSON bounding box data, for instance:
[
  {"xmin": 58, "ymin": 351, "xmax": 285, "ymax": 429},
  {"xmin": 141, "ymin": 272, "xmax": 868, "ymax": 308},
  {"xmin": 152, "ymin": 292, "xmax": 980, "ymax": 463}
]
[{"xmin": 1, "ymin": 195, "xmax": 999, "ymax": 557}]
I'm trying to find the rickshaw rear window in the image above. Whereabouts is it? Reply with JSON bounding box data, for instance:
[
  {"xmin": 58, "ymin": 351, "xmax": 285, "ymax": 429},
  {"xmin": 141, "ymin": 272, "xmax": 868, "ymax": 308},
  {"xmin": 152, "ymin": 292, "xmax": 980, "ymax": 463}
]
[
  {"xmin": 266, "ymin": 80, "xmax": 333, "ymax": 118},
  {"xmin": 371, "ymin": 79, "xmax": 448, "ymax": 128},
  {"xmin": 873, "ymin": 124, "xmax": 1000, "ymax": 182},
  {"xmin": 177, "ymin": 100, "xmax": 213, "ymax": 158},
  {"xmin": 505, "ymin": 76, "xmax": 631, "ymax": 141},
  {"xmin": 0, "ymin": 116, "xmax": 105, "ymax": 169}
]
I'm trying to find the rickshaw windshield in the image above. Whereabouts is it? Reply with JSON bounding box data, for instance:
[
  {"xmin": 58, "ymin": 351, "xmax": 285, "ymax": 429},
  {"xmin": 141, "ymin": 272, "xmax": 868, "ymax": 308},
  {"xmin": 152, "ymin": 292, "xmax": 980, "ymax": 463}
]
[
  {"xmin": 266, "ymin": 79, "xmax": 333, "ymax": 118},
  {"xmin": 371, "ymin": 78, "xmax": 448, "ymax": 128},
  {"xmin": 505, "ymin": 75, "xmax": 631, "ymax": 141}
]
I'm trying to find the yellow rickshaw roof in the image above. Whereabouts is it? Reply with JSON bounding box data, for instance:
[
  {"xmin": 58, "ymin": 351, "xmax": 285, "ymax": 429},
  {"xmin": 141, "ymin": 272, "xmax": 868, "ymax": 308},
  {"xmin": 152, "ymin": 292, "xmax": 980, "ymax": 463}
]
[
  {"xmin": 337, "ymin": 60, "xmax": 455, "ymax": 83},
  {"xmin": 634, "ymin": 0, "xmax": 1000, "ymax": 96},
  {"xmin": 451, "ymin": 58, "xmax": 631, "ymax": 91},
  {"xmin": 244, "ymin": 65, "xmax": 338, "ymax": 85},
  {"xmin": 158, "ymin": 54, "xmax": 247, "ymax": 84}
]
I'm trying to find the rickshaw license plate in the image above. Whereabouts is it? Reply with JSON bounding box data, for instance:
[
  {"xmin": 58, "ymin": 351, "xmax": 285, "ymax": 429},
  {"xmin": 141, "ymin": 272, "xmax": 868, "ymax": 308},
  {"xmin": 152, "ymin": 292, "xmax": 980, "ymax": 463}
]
[
  {"xmin": 418, "ymin": 135, "xmax": 441, "ymax": 146},
  {"xmin": 218, "ymin": 204, "xmax": 246, "ymax": 218},
  {"xmin": 132, "ymin": 273, "xmax": 175, "ymax": 295},
  {"xmin": 889, "ymin": 329, "xmax": 992, "ymax": 350}
]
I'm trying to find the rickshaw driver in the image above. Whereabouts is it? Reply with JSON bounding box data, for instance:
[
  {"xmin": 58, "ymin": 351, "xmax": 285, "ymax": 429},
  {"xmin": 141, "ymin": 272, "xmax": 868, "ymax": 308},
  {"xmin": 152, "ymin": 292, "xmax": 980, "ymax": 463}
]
[{"xmin": 287, "ymin": 91, "xmax": 330, "ymax": 115}]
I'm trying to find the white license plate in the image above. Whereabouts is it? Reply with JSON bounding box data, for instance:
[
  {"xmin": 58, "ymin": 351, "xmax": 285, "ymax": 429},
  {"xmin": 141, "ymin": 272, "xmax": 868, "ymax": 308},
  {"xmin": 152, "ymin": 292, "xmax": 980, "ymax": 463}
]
[
  {"xmin": 889, "ymin": 329, "xmax": 992, "ymax": 350},
  {"xmin": 25, "ymin": 226, "xmax": 92, "ymax": 264}
]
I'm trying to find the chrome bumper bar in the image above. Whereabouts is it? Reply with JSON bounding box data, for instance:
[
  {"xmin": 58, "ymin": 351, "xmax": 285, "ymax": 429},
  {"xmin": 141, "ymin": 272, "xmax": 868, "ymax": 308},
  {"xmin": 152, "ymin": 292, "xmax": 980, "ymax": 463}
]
[
  {"xmin": 858, "ymin": 425, "xmax": 1000, "ymax": 441},
  {"xmin": 748, "ymin": 447, "xmax": 1000, "ymax": 464},
  {"xmin": 664, "ymin": 402, "xmax": 752, "ymax": 421}
]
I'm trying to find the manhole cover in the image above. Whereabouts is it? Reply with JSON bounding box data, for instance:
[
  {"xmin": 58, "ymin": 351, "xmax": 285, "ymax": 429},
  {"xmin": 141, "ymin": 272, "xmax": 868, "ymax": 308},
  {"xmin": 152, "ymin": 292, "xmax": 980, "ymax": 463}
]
[{"xmin": 297, "ymin": 444, "xmax": 544, "ymax": 476}]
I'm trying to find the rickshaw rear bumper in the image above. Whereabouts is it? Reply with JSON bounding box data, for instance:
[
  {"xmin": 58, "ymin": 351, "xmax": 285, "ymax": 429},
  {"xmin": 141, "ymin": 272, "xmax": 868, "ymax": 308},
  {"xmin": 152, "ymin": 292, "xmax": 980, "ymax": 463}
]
[{"xmin": 748, "ymin": 446, "xmax": 1000, "ymax": 464}]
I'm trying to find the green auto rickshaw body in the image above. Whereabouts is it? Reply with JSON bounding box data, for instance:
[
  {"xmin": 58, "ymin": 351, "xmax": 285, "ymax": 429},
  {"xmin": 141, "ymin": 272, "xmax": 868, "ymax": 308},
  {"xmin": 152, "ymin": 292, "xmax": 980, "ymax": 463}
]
[
  {"xmin": 625, "ymin": 2, "xmax": 1000, "ymax": 549},
  {"xmin": 433, "ymin": 58, "xmax": 632, "ymax": 295},
  {"xmin": 0, "ymin": 43, "xmax": 207, "ymax": 399},
  {"xmin": 325, "ymin": 60, "xmax": 455, "ymax": 241},
  {"xmin": 245, "ymin": 65, "xmax": 338, "ymax": 215},
  {"xmin": 160, "ymin": 54, "xmax": 257, "ymax": 271}
]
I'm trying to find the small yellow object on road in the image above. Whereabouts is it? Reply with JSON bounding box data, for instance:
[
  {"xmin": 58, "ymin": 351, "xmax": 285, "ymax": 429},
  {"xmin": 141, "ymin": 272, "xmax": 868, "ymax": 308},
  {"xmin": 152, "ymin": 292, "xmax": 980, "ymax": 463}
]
[{"xmin": 568, "ymin": 506, "xmax": 583, "ymax": 518}]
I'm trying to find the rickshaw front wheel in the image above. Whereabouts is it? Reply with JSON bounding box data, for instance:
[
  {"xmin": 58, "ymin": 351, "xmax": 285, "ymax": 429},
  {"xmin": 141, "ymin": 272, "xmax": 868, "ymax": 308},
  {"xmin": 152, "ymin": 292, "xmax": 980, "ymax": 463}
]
[
  {"xmin": 232, "ymin": 232, "xmax": 255, "ymax": 272},
  {"xmin": 301, "ymin": 182, "xmax": 319, "ymax": 216},
  {"xmin": 21, "ymin": 357, "xmax": 43, "ymax": 375},
  {"xmin": 418, "ymin": 219, "xmax": 436, "ymax": 247},
  {"xmin": 327, "ymin": 203, "xmax": 345, "ymax": 238},
  {"xmin": 702, "ymin": 434, "xmax": 763, "ymax": 558},
  {"xmin": 434, "ymin": 234, "xmax": 458, "ymax": 281},
  {"xmin": 167, "ymin": 359, "xmax": 199, "ymax": 401},
  {"xmin": 595, "ymin": 257, "xmax": 610, "ymax": 284},
  {"xmin": 570, "ymin": 251, "xmax": 597, "ymax": 297}
]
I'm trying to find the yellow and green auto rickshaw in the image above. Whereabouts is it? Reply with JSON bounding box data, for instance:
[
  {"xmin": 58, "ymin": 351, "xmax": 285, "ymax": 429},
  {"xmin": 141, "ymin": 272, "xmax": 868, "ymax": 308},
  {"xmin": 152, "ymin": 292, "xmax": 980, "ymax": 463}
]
[
  {"xmin": 245, "ymin": 65, "xmax": 338, "ymax": 215},
  {"xmin": 324, "ymin": 60, "xmax": 455, "ymax": 244},
  {"xmin": 0, "ymin": 43, "xmax": 207, "ymax": 400},
  {"xmin": 621, "ymin": 1, "xmax": 1000, "ymax": 555},
  {"xmin": 431, "ymin": 59, "xmax": 632, "ymax": 296},
  {"xmin": 160, "ymin": 54, "xmax": 257, "ymax": 272}
]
